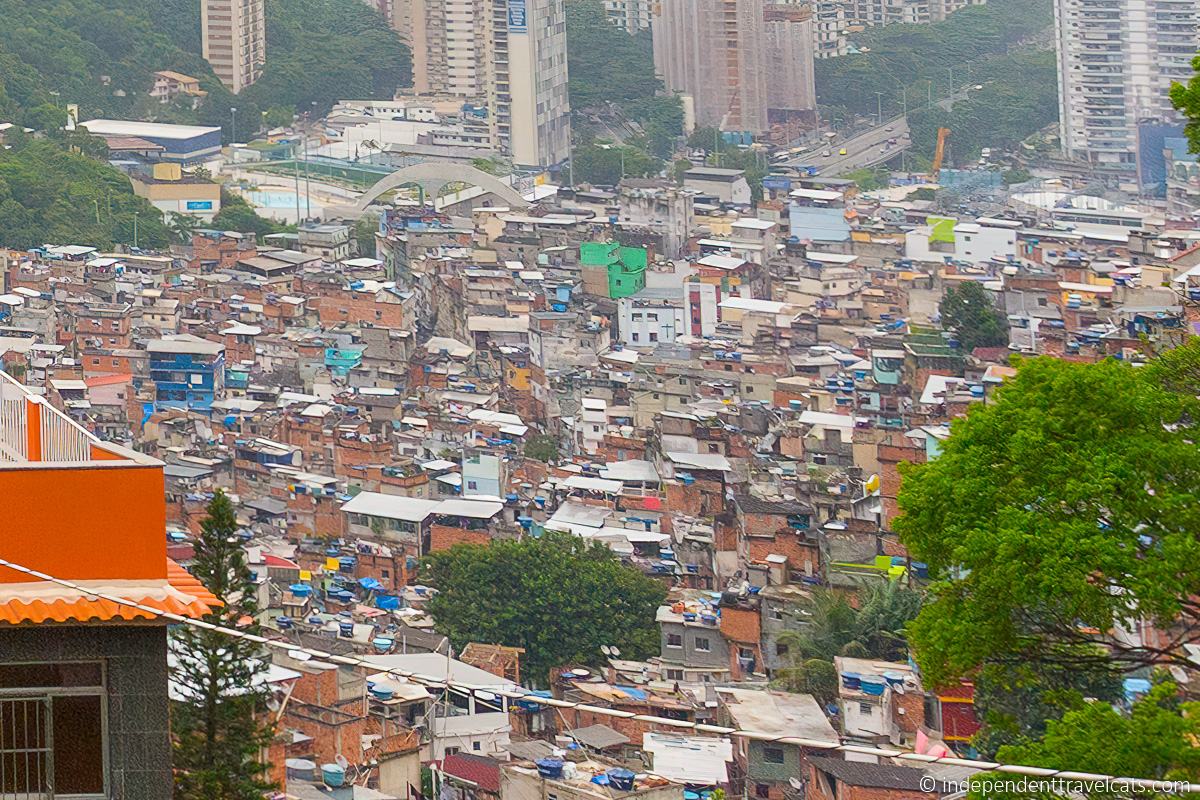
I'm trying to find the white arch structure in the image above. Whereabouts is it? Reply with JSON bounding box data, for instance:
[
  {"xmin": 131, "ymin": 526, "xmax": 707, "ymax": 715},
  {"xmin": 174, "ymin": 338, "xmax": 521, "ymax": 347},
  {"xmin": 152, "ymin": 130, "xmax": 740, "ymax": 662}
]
[{"xmin": 333, "ymin": 162, "xmax": 530, "ymax": 218}]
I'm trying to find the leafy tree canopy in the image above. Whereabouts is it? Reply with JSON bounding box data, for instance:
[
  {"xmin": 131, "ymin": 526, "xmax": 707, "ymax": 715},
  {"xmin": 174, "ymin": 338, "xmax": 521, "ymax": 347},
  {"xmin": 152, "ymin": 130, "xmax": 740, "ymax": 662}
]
[
  {"xmin": 971, "ymin": 682, "xmax": 1200, "ymax": 799},
  {"xmin": 0, "ymin": 137, "xmax": 169, "ymax": 249},
  {"xmin": 523, "ymin": 434, "xmax": 560, "ymax": 464},
  {"xmin": 573, "ymin": 142, "xmax": 662, "ymax": 186},
  {"xmin": 0, "ymin": 0, "xmax": 410, "ymax": 143},
  {"xmin": 896, "ymin": 352, "xmax": 1200, "ymax": 687},
  {"xmin": 971, "ymin": 656, "xmax": 1123, "ymax": 759},
  {"xmin": 1169, "ymin": 55, "xmax": 1200, "ymax": 155},
  {"xmin": 777, "ymin": 581, "xmax": 922, "ymax": 665},
  {"xmin": 938, "ymin": 280, "xmax": 1009, "ymax": 352},
  {"xmin": 422, "ymin": 532, "xmax": 668, "ymax": 684},
  {"xmin": 211, "ymin": 189, "xmax": 291, "ymax": 240},
  {"xmin": 566, "ymin": 0, "xmax": 660, "ymax": 109}
]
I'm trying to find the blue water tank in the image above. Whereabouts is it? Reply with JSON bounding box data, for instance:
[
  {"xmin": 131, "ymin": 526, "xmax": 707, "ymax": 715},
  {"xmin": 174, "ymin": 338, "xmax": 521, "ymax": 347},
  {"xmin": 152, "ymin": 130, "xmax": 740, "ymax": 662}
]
[
  {"xmin": 322, "ymin": 764, "xmax": 346, "ymax": 787},
  {"xmin": 536, "ymin": 759, "xmax": 564, "ymax": 779}
]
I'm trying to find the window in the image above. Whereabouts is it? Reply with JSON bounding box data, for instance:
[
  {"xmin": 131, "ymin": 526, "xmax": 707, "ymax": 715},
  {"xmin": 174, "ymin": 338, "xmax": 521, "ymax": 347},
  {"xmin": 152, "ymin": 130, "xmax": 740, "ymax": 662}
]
[
  {"xmin": 859, "ymin": 702, "xmax": 874, "ymax": 715},
  {"xmin": 632, "ymin": 333, "xmax": 639, "ymax": 342},
  {"xmin": 648, "ymin": 313, "xmax": 658, "ymax": 321},
  {"xmin": 473, "ymin": 741, "xmax": 482, "ymax": 751},
  {"xmin": 666, "ymin": 633, "xmax": 683, "ymax": 648},
  {"xmin": 763, "ymin": 746, "xmax": 785, "ymax": 764},
  {"xmin": 776, "ymin": 642, "xmax": 789, "ymax": 657},
  {"xmin": 381, "ymin": 570, "xmax": 390, "ymax": 579},
  {"xmin": 445, "ymin": 746, "xmax": 461, "ymax": 755},
  {"xmin": 738, "ymin": 647, "xmax": 755, "ymax": 660},
  {"xmin": 755, "ymin": 784, "xmax": 771, "ymax": 799},
  {"xmin": 769, "ymin": 607, "xmax": 784, "ymax": 621},
  {"xmin": 0, "ymin": 661, "xmax": 106, "ymax": 797},
  {"xmin": 746, "ymin": 385, "xmax": 754, "ymax": 394},
  {"xmin": 467, "ymin": 480, "xmax": 478, "ymax": 491},
  {"xmin": 649, "ymin": 332, "xmax": 658, "ymax": 342},
  {"xmin": 694, "ymin": 636, "xmax": 711, "ymax": 652},
  {"xmin": 665, "ymin": 669, "xmax": 684, "ymax": 681},
  {"xmin": 708, "ymin": 443, "xmax": 719, "ymax": 453}
]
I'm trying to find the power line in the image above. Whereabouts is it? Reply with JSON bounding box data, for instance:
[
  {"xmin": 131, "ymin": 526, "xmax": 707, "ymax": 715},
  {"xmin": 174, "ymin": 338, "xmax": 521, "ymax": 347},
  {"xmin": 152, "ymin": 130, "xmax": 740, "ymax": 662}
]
[{"xmin": 0, "ymin": 555, "xmax": 1194, "ymax": 794}]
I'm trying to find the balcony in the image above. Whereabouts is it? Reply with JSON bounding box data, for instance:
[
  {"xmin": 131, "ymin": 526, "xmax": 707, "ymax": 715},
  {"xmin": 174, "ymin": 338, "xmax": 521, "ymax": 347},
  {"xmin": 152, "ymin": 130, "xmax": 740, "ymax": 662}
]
[
  {"xmin": 0, "ymin": 372, "xmax": 126, "ymax": 463},
  {"xmin": 0, "ymin": 370, "xmax": 219, "ymax": 624}
]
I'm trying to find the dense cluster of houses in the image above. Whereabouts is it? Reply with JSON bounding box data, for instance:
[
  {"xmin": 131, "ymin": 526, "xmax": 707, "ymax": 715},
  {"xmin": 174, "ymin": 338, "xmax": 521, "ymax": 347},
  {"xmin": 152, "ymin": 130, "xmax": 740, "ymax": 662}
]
[{"xmin": 2, "ymin": 170, "xmax": 1197, "ymax": 798}]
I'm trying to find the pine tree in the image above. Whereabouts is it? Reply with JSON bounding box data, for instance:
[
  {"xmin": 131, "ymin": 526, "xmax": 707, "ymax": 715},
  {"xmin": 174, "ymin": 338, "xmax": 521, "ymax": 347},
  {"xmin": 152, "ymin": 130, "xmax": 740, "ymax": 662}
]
[{"xmin": 171, "ymin": 490, "xmax": 276, "ymax": 800}]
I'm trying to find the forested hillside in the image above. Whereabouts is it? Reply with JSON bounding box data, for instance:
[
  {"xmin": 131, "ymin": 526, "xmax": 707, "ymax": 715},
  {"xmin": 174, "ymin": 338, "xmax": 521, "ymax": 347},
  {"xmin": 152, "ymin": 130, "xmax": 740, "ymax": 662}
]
[{"xmin": 0, "ymin": 0, "xmax": 411, "ymax": 139}]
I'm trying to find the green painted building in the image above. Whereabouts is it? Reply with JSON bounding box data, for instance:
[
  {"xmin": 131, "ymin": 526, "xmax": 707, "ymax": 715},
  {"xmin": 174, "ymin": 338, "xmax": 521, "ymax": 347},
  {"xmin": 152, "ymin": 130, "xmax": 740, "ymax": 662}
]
[{"xmin": 580, "ymin": 242, "xmax": 647, "ymax": 299}]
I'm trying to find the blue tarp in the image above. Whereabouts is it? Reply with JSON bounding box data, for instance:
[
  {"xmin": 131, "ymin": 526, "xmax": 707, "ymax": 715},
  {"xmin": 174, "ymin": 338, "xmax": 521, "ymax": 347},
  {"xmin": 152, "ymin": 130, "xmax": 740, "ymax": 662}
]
[{"xmin": 358, "ymin": 577, "xmax": 383, "ymax": 591}]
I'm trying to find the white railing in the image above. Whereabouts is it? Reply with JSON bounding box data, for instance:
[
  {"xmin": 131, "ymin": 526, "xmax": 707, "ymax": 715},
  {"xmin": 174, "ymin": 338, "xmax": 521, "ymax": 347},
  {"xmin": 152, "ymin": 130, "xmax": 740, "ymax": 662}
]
[
  {"xmin": 0, "ymin": 374, "xmax": 29, "ymax": 462},
  {"xmin": 0, "ymin": 370, "xmax": 97, "ymax": 463},
  {"xmin": 39, "ymin": 398, "xmax": 93, "ymax": 462}
]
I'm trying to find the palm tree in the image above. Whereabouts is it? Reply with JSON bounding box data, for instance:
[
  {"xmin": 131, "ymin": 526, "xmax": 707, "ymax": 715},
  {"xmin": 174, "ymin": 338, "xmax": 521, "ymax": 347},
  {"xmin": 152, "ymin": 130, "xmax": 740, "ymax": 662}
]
[
  {"xmin": 777, "ymin": 580, "xmax": 922, "ymax": 664},
  {"xmin": 167, "ymin": 212, "xmax": 203, "ymax": 243}
]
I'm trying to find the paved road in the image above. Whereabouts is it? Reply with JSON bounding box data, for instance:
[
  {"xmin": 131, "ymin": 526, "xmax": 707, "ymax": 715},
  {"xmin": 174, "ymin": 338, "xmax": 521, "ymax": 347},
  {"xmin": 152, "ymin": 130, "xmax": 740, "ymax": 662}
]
[{"xmin": 790, "ymin": 116, "xmax": 913, "ymax": 176}]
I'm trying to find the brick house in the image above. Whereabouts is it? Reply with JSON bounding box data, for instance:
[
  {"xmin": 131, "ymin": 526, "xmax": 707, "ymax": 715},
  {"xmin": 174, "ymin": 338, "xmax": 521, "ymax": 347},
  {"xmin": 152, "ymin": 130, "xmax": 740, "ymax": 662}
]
[{"xmin": 806, "ymin": 757, "xmax": 946, "ymax": 800}]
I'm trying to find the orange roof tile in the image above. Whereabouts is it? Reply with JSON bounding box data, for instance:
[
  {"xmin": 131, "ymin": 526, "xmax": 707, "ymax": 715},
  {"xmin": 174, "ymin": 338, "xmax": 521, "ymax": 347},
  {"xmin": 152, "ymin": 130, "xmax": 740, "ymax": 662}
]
[{"xmin": 0, "ymin": 559, "xmax": 221, "ymax": 625}]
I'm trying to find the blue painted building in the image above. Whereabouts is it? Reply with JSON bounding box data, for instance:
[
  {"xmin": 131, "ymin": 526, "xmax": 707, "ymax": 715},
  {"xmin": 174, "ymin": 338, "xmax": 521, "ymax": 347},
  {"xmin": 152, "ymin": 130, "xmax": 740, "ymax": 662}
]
[
  {"xmin": 78, "ymin": 120, "xmax": 222, "ymax": 164},
  {"xmin": 148, "ymin": 335, "xmax": 225, "ymax": 411}
]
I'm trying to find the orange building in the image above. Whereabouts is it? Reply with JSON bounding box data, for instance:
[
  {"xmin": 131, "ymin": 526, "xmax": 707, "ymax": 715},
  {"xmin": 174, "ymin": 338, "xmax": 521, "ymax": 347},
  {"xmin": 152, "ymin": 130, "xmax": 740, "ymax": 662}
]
[{"xmin": 0, "ymin": 371, "xmax": 219, "ymax": 796}]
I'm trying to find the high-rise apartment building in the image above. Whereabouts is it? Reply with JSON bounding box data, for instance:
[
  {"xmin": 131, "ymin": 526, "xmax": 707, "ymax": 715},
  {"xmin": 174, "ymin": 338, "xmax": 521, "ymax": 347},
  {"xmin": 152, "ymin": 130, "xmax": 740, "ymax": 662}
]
[
  {"xmin": 411, "ymin": 0, "xmax": 488, "ymax": 96},
  {"xmin": 764, "ymin": 2, "xmax": 818, "ymax": 126},
  {"xmin": 604, "ymin": 0, "xmax": 653, "ymax": 31},
  {"xmin": 201, "ymin": 0, "xmax": 266, "ymax": 94},
  {"xmin": 654, "ymin": 0, "xmax": 815, "ymax": 133},
  {"xmin": 653, "ymin": 0, "xmax": 771, "ymax": 134},
  {"xmin": 487, "ymin": 0, "xmax": 572, "ymax": 168},
  {"xmin": 814, "ymin": 1, "xmax": 849, "ymax": 58},
  {"xmin": 1054, "ymin": 0, "xmax": 1198, "ymax": 173}
]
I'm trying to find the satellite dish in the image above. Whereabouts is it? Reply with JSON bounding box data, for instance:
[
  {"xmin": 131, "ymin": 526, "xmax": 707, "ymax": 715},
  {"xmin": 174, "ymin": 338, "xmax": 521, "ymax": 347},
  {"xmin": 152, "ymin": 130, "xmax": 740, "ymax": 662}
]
[
  {"xmin": 571, "ymin": 668, "xmax": 591, "ymax": 677},
  {"xmin": 610, "ymin": 646, "xmax": 621, "ymax": 658},
  {"xmin": 600, "ymin": 645, "xmax": 612, "ymax": 656}
]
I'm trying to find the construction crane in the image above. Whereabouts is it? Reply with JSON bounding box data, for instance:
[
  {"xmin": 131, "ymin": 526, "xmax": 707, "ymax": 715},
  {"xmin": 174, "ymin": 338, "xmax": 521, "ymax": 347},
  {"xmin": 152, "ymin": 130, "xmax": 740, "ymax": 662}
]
[{"xmin": 931, "ymin": 127, "xmax": 951, "ymax": 178}]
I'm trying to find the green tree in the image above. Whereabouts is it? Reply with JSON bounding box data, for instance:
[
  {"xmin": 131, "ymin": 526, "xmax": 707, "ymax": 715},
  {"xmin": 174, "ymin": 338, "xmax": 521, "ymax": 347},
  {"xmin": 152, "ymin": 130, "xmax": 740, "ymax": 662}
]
[
  {"xmin": 211, "ymin": 189, "xmax": 289, "ymax": 239},
  {"xmin": 566, "ymin": 0, "xmax": 661, "ymax": 109},
  {"xmin": 0, "ymin": 138, "xmax": 169, "ymax": 249},
  {"xmin": 171, "ymin": 490, "xmax": 276, "ymax": 800},
  {"xmin": 775, "ymin": 658, "xmax": 839, "ymax": 708},
  {"xmin": 354, "ymin": 214, "xmax": 380, "ymax": 257},
  {"xmin": 970, "ymin": 682, "xmax": 1200, "ymax": 799},
  {"xmin": 684, "ymin": 128, "xmax": 767, "ymax": 199},
  {"xmin": 263, "ymin": 105, "xmax": 295, "ymax": 129},
  {"xmin": 422, "ymin": 532, "xmax": 668, "ymax": 683},
  {"xmin": 971, "ymin": 657, "xmax": 1123, "ymax": 759},
  {"xmin": 896, "ymin": 354, "xmax": 1200, "ymax": 687},
  {"xmin": 22, "ymin": 102, "xmax": 65, "ymax": 132},
  {"xmin": 573, "ymin": 142, "xmax": 662, "ymax": 185},
  {"xmin": 523, "ymin": 434, "xmax": 560, "ymax": 463},
  {"xmin": 776, "ymin": 581, "xmax": 921, "ymax": 664},
  {"xmin": 1169, "ymin": 55, "xmax": 1200, "ymax": 155},
  {"xmin": 938, "ymin": 280, "xmax": 1008, "ymax": 352},
  {"xmin": 167, "ymin": 211, "xmax": 203, "ymax": 243}
]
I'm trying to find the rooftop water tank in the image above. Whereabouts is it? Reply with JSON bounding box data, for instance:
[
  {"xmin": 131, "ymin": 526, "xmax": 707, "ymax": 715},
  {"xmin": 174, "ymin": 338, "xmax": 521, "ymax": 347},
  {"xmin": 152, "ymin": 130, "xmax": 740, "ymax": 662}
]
[{"xmin": 321, "ymin": 763, "xmax": 346, "ymax": 788}]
